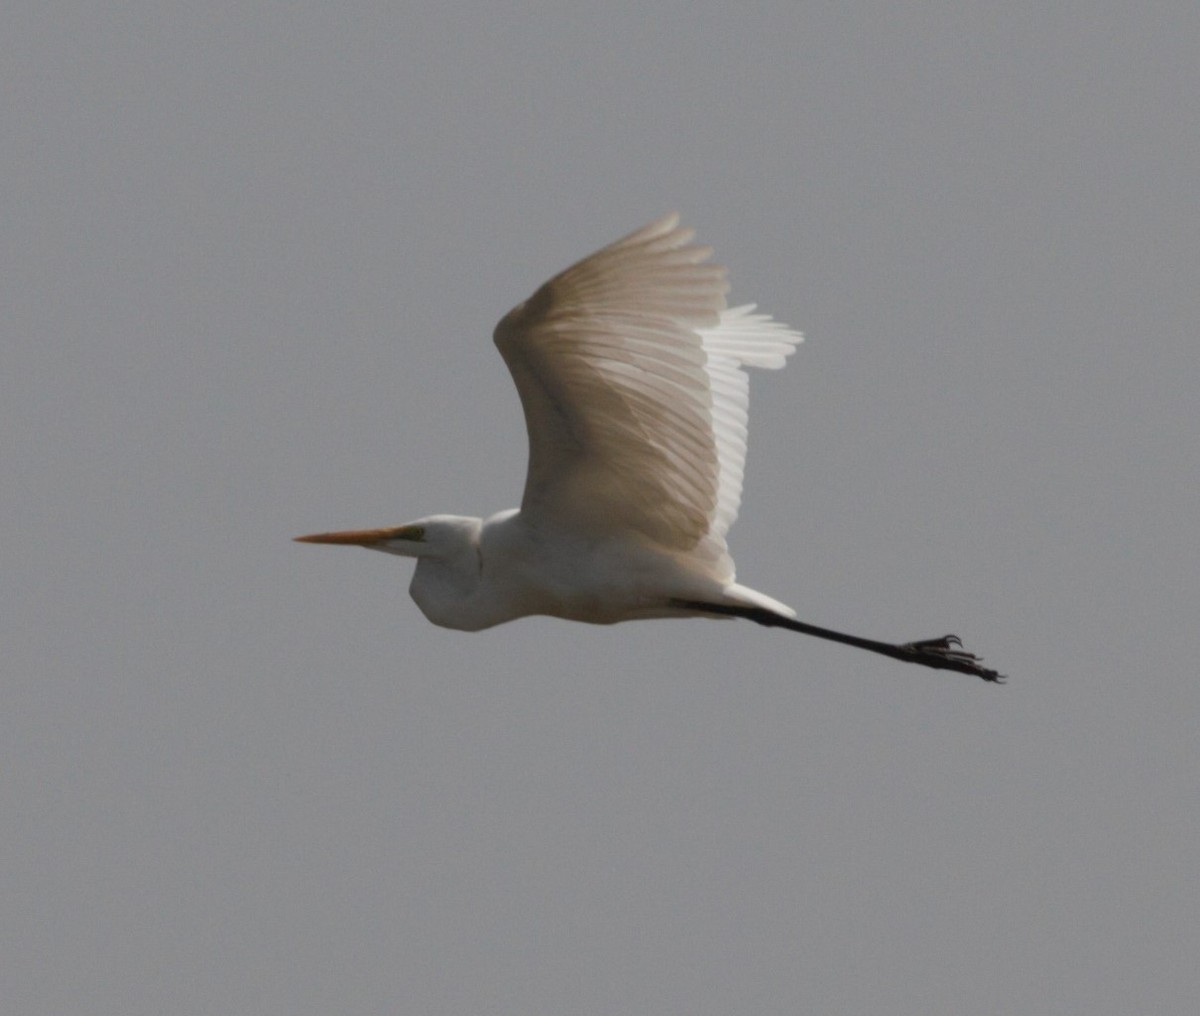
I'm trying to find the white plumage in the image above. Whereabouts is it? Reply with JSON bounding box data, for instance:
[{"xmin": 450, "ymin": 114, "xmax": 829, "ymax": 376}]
[
  {"xmin": 494, "ymin": 213, "xmax": 801, "ymax": 584},
  {"xmin": 297, "ymin": 215, "xmax": 1003, "ymax": 682}
]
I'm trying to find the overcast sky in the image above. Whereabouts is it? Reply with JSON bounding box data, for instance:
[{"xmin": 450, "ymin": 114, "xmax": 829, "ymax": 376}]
[{"xmin": 4, "ymin": 4, "xmax": 1198, "ymax": 1014}]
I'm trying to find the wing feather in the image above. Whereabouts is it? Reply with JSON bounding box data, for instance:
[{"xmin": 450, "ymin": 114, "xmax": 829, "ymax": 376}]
[{"xmin": 494, "ymin": 214, "xmax": 801, "ymax": 574}]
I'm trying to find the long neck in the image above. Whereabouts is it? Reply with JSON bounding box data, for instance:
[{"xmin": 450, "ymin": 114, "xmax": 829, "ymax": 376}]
[{"xmin": 407, "ymin": 517, "xmax": 501, "ymax": 630}]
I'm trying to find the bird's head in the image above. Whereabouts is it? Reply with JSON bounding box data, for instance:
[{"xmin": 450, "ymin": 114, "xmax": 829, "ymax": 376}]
[{"xmin": 294, "ymin": 515, "xmax": 480, "ymax": 560}]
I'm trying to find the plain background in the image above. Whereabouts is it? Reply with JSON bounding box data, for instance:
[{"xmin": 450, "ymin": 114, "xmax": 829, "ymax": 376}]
[{"xmin": 4, "ymin": 4, "xmax": 1197, "ymax": 1014}]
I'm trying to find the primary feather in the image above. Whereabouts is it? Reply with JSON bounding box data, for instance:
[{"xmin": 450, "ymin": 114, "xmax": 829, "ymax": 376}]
[{"xmin": 494, "ymin": 213, "xmax": 802, "ymax": 582}]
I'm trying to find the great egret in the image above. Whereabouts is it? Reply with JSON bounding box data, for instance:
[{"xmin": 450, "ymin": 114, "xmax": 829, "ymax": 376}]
[{"xmin": 297, "ymin": 214, "xmax": 1002, "ymax": 683}]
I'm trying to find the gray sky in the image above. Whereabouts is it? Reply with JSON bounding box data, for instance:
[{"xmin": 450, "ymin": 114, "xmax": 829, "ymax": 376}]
[{"xmin": 4, "ymin": 4, "xmax": 1198, "ymax": 1014}]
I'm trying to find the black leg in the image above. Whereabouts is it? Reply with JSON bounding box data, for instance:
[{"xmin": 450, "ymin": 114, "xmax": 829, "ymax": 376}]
[{"xmin": 670, "ymin": 600, "xmax": 1004, "ymax": 683}]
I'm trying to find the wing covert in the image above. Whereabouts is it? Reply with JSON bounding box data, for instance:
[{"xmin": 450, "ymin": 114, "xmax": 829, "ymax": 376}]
[{"xmin": 493, "ymin": 214, "xmax": 801, "ymax": 571}]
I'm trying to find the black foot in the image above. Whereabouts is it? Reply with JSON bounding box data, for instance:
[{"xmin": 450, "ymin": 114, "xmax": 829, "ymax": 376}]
[{"xmin": 899, "ymin": 635, "xmax": 1005, "ymax": 683}]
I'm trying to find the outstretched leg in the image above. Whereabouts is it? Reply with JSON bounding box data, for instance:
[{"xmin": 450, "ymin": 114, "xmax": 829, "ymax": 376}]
[{"xmin": 670, "ymin": 600, "xmax": 1004, "ymax": 683}]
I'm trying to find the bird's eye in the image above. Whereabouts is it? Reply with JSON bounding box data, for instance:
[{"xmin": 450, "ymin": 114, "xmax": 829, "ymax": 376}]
[{"xmin": 407, "ymin": 526, "xmax": 425, "ymax": 541}]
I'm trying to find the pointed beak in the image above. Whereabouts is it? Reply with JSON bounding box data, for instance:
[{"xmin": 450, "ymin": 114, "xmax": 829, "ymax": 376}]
[{"xmin": 294, "ymin": 527, "xmax": 399, "ymax": 547}]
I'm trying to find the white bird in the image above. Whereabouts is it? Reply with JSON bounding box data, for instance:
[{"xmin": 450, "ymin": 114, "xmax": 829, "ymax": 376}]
[{"xmin": 297, "ymin": 215, "xmax": 1001, "ymax": 682}]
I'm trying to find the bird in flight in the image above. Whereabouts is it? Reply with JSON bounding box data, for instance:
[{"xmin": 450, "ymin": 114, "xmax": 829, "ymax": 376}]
[{"xmin": 297, "ymin": 214, "xmax": 1002, "ymax": 682}]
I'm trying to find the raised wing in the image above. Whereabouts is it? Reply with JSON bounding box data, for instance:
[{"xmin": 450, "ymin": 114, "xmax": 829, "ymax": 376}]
[{"xmin": 493, "ymin": 214, "xmax": 801, "ymax": 576}]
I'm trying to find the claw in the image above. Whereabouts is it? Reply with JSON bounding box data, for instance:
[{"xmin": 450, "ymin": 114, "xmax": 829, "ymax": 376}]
[
  {"xmin": 907, "ymin": 635, "xmax": 961, "ymax": 652},
  {"xmin": 899, "ymin": 635, "xmax": 1005, "ymax": 683}
]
